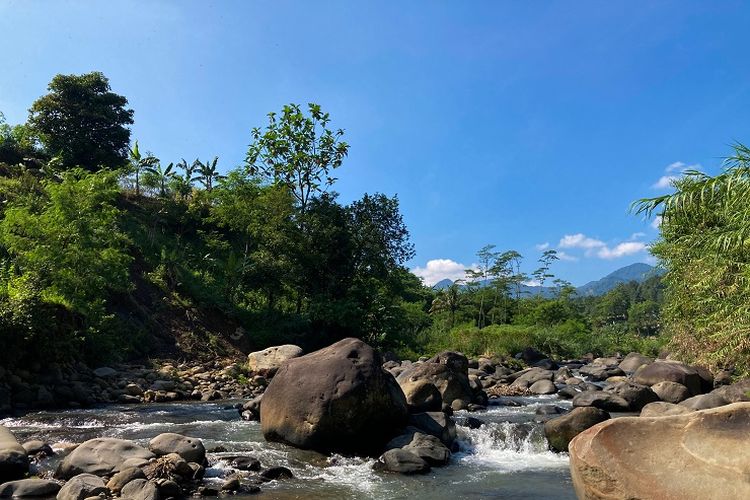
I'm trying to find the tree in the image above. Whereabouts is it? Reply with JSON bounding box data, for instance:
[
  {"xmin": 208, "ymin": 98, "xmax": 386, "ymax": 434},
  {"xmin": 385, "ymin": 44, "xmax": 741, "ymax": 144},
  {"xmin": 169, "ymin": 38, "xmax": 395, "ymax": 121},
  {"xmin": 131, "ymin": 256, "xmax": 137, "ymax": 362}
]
[
  {"xmin": 196, "ymin": 157, "xmax": 224, "ymax": 191},
  {"xmin": 532, "ymin": 249, "xmax": 559, "ymax": 290},
  {"xmin": 246, "ymin": 103, "xmax": 349, "ymax": 214},
  {"xmin": 430, "ymin": 282, "xmax": 464, "ymax": 327},
  {"xmin": 0, "ymin": 113, "xmax": 42, "ymax": 166},
  {"xmin": 128, "ymin": 141, "xmax": 159, "ymax": 196},
  {"xmin": 145, "ymin": 162, "xmax": 177, "ymax": 197},
  {"xmin": 27, "ymin": 72, "xmax": 134, "ymax": 171}
]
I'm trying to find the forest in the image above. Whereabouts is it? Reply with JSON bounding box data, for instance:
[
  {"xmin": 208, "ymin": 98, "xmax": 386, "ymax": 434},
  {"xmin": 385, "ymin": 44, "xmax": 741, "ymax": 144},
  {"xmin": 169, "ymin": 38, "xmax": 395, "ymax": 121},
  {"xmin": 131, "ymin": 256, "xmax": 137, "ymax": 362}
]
[{"xmin": 0, "ymin": 72, "xmax": 745, "ymax": 375}]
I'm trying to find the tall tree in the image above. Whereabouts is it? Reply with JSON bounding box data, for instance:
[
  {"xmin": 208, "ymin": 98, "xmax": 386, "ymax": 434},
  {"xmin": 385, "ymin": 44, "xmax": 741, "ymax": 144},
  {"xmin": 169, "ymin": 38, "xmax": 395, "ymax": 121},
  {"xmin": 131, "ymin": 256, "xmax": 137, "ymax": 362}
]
[
  {"xmin": 28, "ymin": 72, "xmax": 134, "ymax": 171},
  {"xmin": 246, "ymin": 103, "xmax": 349, "ymax": 214}
]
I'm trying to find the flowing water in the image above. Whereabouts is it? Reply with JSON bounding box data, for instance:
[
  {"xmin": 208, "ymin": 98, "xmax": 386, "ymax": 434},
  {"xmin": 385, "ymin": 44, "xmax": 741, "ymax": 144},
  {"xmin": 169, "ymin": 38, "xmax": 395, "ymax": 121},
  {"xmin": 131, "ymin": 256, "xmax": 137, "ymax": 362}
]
[{"xmin": 1, "ymin": 395, "xmax": 576, "ymax": 499}]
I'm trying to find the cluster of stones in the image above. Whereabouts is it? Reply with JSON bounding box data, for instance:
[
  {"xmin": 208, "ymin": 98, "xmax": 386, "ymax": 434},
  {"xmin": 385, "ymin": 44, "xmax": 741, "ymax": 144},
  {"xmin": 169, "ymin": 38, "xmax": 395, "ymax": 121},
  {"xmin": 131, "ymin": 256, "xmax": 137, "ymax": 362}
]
[
  {"xmin": 0, "ymin": 360, "xmax": 267, "ymax": 415},
  {"xmin": 0, "ymin": 428, "xmax": 292, "ymax": 498}
]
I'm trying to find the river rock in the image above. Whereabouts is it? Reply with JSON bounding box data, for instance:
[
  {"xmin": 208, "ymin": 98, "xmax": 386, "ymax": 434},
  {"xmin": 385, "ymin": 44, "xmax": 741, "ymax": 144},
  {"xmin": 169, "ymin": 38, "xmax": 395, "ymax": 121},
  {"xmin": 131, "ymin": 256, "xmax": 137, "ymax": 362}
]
[
  {"xmin": 261, "ymin": 338, "xmax": 408, "ymax": 455},
  {"xmin": 569, "ymin": 402, "xmax": 750, "ymax": 499},
  {"xmin": 408, "ymin": 412, "xmax": 457, "ymax": 447},
  {"xmin": 0, "ymin": 426, "xmax": 28, "ymax": 482},
  {"xmin": 711, "ymin": 378, "xmax": 750, "ymax": 403},
  {"xmin": 247, "ymin": 345, "xmax": 303, "ymax": 375},
  {"xmin": 120, "ymin": 478, "xmax": 159, "ymax": 500},
  {"xmin": 0, "ymin": 478, "xmax": 61, "ymax": 497},
  {"xmin": 260, "ymin": 466, "xmax": 293, "ymax": 481},
  {"xmin": 378, "ymin": 449, "xmax": 430, "ymax": 474},
  {"xmin": 679, "ymin": 393, "xmax": 729, "ymax": 411},
  {"xmin": 106, "ymin": 466, "xmax": 146, "ymax": 493},
  {"xmin": 92, "ymin": 367, "xmax": 117, "ymax": 378},
  {"xmin": 633, "ymin": 361, "xmax": 702, "ymax": 395},
  {"xmin": 618, "ymin": 352, "xmax": 653, "ymax": 373},
  {"xmin": 55, "ymin": 438, "xmax": 154, "ymax": 479},
  {"xmin": 148, "ymin": 433, "xmax": 205, "ymax": 463},
  {"xmin": 651, "ymin": 381, "xmax": 691, "ymax": 404},
  {"xmin": 572, "ymin": 391, "xmax": 630, "ymax": 412},
  {"xmin": 604, "ymin": 381, "xmax": 659, "ymax": 411},
  {"xmin": 640, "ymin": 401, "xmax": 694, "ymax": 417},
  {"xmin": 55, "ymin": 474, "xmax": 107, "ymax": 500},
  {"xmin": 578, "ymin": 364, "xmax": 624, "ymax": 382},
  {"xmin": 544, "ymin": 407, "xmax": 610, "ymax": 452},
  {"xmin": 399, "ymin": 379, "xmax": 442, "ymax": 413},
  {"xmin": 397, "ymin": 353, "xmax": 474, "ymax": 408},
  {"xmin": 529, "ymin": 379, "xmax": 557, "ymax": 395},
  {"xmin": 386, "ymin": 427, "xmax": 450, "ymax": 465}
]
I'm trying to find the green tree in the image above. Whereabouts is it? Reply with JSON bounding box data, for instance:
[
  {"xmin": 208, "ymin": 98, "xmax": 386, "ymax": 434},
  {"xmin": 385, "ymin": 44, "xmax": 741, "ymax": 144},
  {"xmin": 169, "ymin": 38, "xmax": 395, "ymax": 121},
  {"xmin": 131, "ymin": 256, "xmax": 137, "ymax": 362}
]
[
  {"xmin": 127, "ymin": 141, "xmax": 159, "ymax": 196},
  {"xmin": 28, "ymin": 72, "xmax": 134, "ymax": 171},
  {"xmin": 246, "ymin": 103, "xmax": 349, "ymax": 214},
  {"xmin": 196, "ymin": 157, "xmax": 224, "ymax": 191}
]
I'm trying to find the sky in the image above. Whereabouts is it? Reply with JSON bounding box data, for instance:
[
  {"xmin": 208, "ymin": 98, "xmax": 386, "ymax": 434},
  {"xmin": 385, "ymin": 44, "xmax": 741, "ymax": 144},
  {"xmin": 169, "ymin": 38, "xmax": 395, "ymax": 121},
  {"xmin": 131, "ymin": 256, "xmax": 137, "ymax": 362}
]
[{"xmin": 2, "ymin": 1, "xmax": 749, "ymax": 286}]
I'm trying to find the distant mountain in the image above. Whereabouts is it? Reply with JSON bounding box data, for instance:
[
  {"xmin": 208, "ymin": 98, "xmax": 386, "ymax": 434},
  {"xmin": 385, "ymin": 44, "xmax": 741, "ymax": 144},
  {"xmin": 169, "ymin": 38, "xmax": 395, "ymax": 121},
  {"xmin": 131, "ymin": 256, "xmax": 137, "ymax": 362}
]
[{"xmin": 430, "ymin": 262, "xmax": 662, "ymax": 297}]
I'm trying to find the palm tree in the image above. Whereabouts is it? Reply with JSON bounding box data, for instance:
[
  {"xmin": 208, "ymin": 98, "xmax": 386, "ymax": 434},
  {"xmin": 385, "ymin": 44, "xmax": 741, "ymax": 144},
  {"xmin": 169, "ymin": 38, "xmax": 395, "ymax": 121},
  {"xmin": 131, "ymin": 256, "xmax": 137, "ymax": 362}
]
[
  {"xmin": 146, "ymin": 161, "xmax": 177, "ymax": 197},
  {"xmin": 196, "ymin": 156, "xmax": 225, "ymax": 191},
  {"xmin": 430, "ymin": 282, "xmax": 464, "ymax": 327},
  {"xmin": 128, "ymin": 141, "xmax": 159, "ymax": 196}
]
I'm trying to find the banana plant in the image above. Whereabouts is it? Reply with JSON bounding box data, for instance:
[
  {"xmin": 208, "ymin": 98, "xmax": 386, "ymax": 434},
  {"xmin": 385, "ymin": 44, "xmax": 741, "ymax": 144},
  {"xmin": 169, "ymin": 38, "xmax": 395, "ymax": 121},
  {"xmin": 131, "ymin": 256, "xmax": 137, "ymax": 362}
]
[
  {"xmin": 196, "ymin": 156, "xmax": 225, "ymax": 191},
  {"xmin": 128, "ymin": 141, "xmax": 159, "ymax": 196},
  {"xmin": 146, "ymin": 161, "xmax": 177, "ymax": 197}
]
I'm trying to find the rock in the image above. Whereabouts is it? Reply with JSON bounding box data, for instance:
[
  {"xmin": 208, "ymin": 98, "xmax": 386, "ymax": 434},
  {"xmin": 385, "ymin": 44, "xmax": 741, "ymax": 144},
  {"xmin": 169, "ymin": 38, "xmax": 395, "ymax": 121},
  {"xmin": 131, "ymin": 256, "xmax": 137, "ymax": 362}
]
[
  {"xmin": 231, "ymin": 456, "xmax": 260, "ymax": 471},
  {"xmin": 572, "ymin": 391, "xmax": 630, "ymax": 412},
  {"xmin": 377, "ymin": 449, "xmax": 430, "ymax": 474},
  {"xmin": 0, "ymin": 426, "xmax": 28, "ymax": 482},
  {"xmin": 106, "ymin": 466, "xmax": 146, "ymax": 493},
  {"xmin": 618, "ymin": 352, "xmax": 653, "ymax": 373},
  {"xmin": 604, "ymin": 381, "xmax": 659, "ymax": 411},
  {"xmin": 261, "ymin": 338, "xmax": 407, "ymax": 455},
  {"xmin": 260, "ymin": 466, "xmax": 293, "ymax": 481},
  {"xmin": 651, "ymin": 381, "xmax": 691, "ymax": 404},
  {"xmin": 408, "ymin": 412, "xmax": 457, "ymax": 447},
  {"xmin": 55, "ymin": 438, "xmax": 154, "ymax": 479},
  {"xmin": 0, "ymin": 478, "xmax": 61, "ymax": 497},
  {"xmin": 240, "ymin": 395, "xmax": 263, "ymax": 421},
  {"xmin": 509, "ymin": 367, "xmax": 554, "ymax": 386},
  {"xmin": 154, "ymin": 479, "xmax": 180, "ymax": 498},
  {"xmin": 711, "ymin": 379, "xmax": 750, "ymax": 403},
  {"xmin": 640, "ymin": 401, "xmax": 694, "ymax": 417},
  {"xmin": 679, "ymin": 393, "xmax": 729, "ymax": 411},
  {"xmin": 633, "ymin": 361, "xmax": 703, "ymax": 395},
  {"xmin": 247, "ymin": 345, "xmax": 304, "ymax": 375},
  {"xmin": 535, "ymin": 405, "xmax": 565, "ymax": 415},
  {"xmin": 221, "ymin": 476, "xmax": 240, "ymax": 491},
  {"xmin": 386, "ymin": 427, "xmax": 450, "ymax": 465},
  {"xmin": 557, "ymin": 386, "xmax": 581, "ymax": 399},
  {"xmin": 517, "ymin": 347, "xmax": 545, "ymax": 364},
  {"xmin": 55, "ymin": 474, "xmax": 107, "ymax": 500},
  {"xmin": 396, "ymin": 357, "xmax": 473, "ymax": 408},
  {"xmin": 578, "ymin": 364, "xmax": 624, "ymax": 381},
  {"xmin": 529, "ymin": 379, "xmax": 557, "ymax": 395},
  {"xmin": 544, "ymin": 407, "xmax": 610, "ymax": 452},
  {"xmin": 21, "ymin": 440, "xmax": 53, "ymax": 457},
  {"xmin": 120, "ymin": 478, "xmax": 159, "ymax": 500},
  {"xmin": 92, "ymin": 367, "xmax": 117, "ymax": 378},
  {"xmin": 399, "ymin": 379, "xmax": 442, "ymax": 413},
  {"xmin": 532, "ymin": 358, "xmax": 558, "ymax": 370},
  {"xmin": 125, "ymin": 383, "xmax": 144, "ymax": 396},
  {"xmin": 569, "ymin": 402, "xmax": 750, "ymax": 500},
  {"xmin": 148, "ymin": 433, "xmax": 205, "ymax": 463}
]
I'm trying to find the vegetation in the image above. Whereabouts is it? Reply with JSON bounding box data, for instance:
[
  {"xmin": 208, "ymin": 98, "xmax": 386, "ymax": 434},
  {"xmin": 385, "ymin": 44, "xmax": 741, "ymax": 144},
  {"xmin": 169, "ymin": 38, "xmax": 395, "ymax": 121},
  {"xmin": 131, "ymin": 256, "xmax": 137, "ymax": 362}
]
[
  {"xmin": 635, "ymin": 143, "xmax": 750, "ymax": 375},
  {"xmin": 0, "ymin": 71, "xmax": 671, "ymax": 370}
]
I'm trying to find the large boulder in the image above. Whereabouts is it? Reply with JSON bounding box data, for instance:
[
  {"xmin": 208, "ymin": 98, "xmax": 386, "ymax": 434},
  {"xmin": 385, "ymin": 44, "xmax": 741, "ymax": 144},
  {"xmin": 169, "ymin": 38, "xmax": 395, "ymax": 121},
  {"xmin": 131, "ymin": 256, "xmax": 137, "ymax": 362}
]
[
  {"xmin": 572, "ymin": 391, "xmax": 630, "ymax": 412},
  {"xmin": 633, "ymin": 361, "xmax": 703, "ymax": 395},
  {"xmin": 377, "ymin": 449, "xmax": 430, "ymax": 474},
  {"xmin": 0, "ymin": 479, "xmax": 61, "ymax": 497},
  {"xmin": 120, "ymin": 478, "xmax": 159, "ymax": 500},
  {"xmin": 618, "ymin": 352, "xmax": 653, "ymax": 373},
  {"xmin": 0, "ymin": 426, "xmax": 28, "ymax": 483},
  {"xmin": 544, "ymin": 407, "xmax": 610, "ymax": 452},
  {"xmin": 55, "ymin": 474, "xmax": 107, "ymax": 500},
  {"xmin": 261, "ymin": 338, "xmax": 408, "ymax": 455},
  {"xmin": 640, "ymin": 402, "xmax": 694, "ymax": 418},
  {"xmin": 148, "ymin": 433, "xmax": 205, "ymax": 463},
  {"xmin": 679, "ymin": 393, "xmax": 729, "ymax": 411},
  {"xmin": 569, "ymin": 402, "xmax": 750, "ymax": 499},
  {"xmin": 529, "ymin": 379, "xmax": 557, "ymax": 395},
  {"xmin": 408, "ymin": 412, "xmax": 457, "ymax": 447},
  {"xmin": 711, "ymin": 379, "xmax": 750, "ymax": 403},
  {"xmin": 651, "ymin": 381, "xmax": 691, "ymax": 404},
  {"xmin": 385, "ymin": 427, "xmax": 450, "ymax": 465},
  {"xmin": 398, "ymin": 379, "xmax": 442, "ymax": 413},
  {"xmin": 604, "ymin": 381, "xmax": 659, "ymax": 411},
  {"xmin": 247, "ymin": 345, "xmax": 303, "ymax": 375},
  {"xmin": 55, "ymin": 438, "xmax": 154, "ymax": 479},
  {"xmin": 396, "ymin": 353, "xmax": 474, "ymax": 408}
]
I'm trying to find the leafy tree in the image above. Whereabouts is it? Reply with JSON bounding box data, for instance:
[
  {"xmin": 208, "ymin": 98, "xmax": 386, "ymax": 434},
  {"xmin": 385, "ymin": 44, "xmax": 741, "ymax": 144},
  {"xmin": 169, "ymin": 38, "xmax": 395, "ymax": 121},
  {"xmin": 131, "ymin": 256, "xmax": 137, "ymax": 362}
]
[
  {"xmin": 145, "ymin": 161, "xmax": 177, "ymax": 197},
  {"xmin": 196, "ymin": 157, "xmax": 224, "ymax": 191},
  {"xmin": 28, "ymin": 72, "xmax": 134, "ymax": 170},
  {"xmin": 0, "ymin": 113, "xmax": 42, "ymax": 166},
  {"xmin": 128, "ymin": 141, "xmax": 159, "ymax": 196},
  {"xmin": 430, "ymin": 282, "xmax": 464, "ymax": 327},
  {"xmin": 246, "ymin": 103, "xmax": 349, "ymax": 214}
]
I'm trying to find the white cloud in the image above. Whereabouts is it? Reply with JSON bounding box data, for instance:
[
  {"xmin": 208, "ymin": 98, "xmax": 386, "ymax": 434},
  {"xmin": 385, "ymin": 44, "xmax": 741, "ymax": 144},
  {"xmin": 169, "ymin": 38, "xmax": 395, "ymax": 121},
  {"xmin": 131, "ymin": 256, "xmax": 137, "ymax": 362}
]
[
  {"xmin": 630, "ymin": 232, "xmax": 646, "ymax": 240},
  {"xmin": 652, "ymin": 161, "xmax": 701, "ymax": 189},
  {"xmin": 557, "ymin": 251, "xmax": 579, "ymax": 262},
  {"xmin": 411, "ymin": 259, "xmax": 470, "ymax": 286},
  {"xmin": 652, "ymin": 175, "xmax": 679, "ymax": 189},
  {"xmin": 559, "ymin": 233, "xmax": 605, "ymax": 250},
  {"xmin": 535, "ymin": 242, "xmax": 550, "ymax": 251},
  {"xmin": 596, "ymin": 241, "xmax": 647, "ymax": 259},
  {"xmin": 665, "ymin": 161, "xmax": 686, "ymax": 173},
  {"xmin": 524, "ymin": 279, "xmax": 542, "ymax": 287},
  {"xmin": 651, "ymin": 215, "xmax": 662, "ymax": 229}
]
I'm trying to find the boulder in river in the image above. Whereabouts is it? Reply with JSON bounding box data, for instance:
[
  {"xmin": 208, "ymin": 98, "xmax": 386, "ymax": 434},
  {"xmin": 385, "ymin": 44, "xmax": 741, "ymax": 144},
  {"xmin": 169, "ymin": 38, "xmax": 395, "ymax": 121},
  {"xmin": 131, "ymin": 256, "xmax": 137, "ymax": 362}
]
[
  {"xmin": 377, "ymin": 449, "xmax": 431, "ymax": 474},
  {"xmin": 396, "ymin": 352, "xmax": 475, "ymax": 409},
  {"xmin": 261, "ymin": 338, "xmax": 408, "ymax": 455},
  {"xmin": 399, "ymin": 379, "xmax": 443, "ymax": 413},
  {"xmin": 544, "ymin": 407, "xmax": 610, "ymax": 452},
  {"xmin": 0, "ymin": 425, "xmax": 28, "ymax": 482},
  {"xmin": 386, "ymin": 427, "xmax": 451, "ymax": 465},
  {"xmin": 617, "ymin": 352, "xmax": 653, "ymax": 373},
  {"xmin": 569, "ymin": 402, "xmax": 750, "ymax": 499},
  {"xmin": 604, "ymin": 381, "xmax": 659, "ymax": 411},
  {"xmin": 0, "ymin": 478, "xmax": 61, "ymax": 497},
  {"xmin": 149, "ymin": 433, "xmax": 205, "ymax": 463},
  {"xmin": 120, "ymin": 478, "xmax": 159, "ymax": 500},
  {"xmin": 639, "ymin": 401, "xmax": 694, "ymax": 418},
  {"xmin": 56, "ymin": 473, "xmax": 107, "ymax": 500},
  {"xmin": 679, "ymin": 393, "xmax": 729, "ymax": 411},
  {"xmin": 633, "ymin": 360, "xmax": 703, "ymax": 395},
  {"xmin": 572, "ymin": 391, "xmax": 630, "ymax": 412},
  {"xmin": 247, "ymin": 345, "xmax": 303, "ymax": 375},
  {"xmin": 651, "ymin": 381, "xmax": 691, "ymax": 404},
  {"xmin": 408, "ymin": 412, "xmax": 457, "ymax": 447},
  {"xmin": 55, "ymin": 438, "xmax": 154, "ymax": 479}
]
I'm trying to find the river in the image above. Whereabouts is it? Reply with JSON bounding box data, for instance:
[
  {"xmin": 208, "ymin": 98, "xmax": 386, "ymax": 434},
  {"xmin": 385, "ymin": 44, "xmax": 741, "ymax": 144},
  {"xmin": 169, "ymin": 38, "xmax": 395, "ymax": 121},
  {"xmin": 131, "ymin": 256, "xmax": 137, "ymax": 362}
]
[{"xmin": 1, "ymin": 395, "xmax": 576, "ymax": 499}]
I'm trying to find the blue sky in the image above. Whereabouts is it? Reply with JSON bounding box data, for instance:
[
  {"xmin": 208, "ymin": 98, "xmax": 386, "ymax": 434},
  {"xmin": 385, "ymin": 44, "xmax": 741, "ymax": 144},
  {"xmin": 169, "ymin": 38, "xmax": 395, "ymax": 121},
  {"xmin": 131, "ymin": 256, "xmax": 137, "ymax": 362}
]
[{"xmin": 2, "ymin": 1, "xmax": 749, "ymax": 285}]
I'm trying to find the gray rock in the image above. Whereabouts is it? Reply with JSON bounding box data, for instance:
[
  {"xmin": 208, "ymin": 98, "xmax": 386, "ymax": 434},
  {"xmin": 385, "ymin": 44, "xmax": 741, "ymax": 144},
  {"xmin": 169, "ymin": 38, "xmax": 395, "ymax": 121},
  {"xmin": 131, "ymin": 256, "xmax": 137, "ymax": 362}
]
[
  {"xmin": 247, "ymin": 345, "xmax": 304, "ymax": 374},
  {"xmin": 633, "ymin": 361, "xmax": 703, "ymax": 395},
  {"xmin": 572, "ymin": 391, "xmax": 630, "ymax": 412},
  {"xmin": 148, "ymin": 433, "xmax": 205, "ymax": 463},
  {"xmin": 0, "ymin": 478, "xmax": 61, "ymax": 497},
  {"xmin": 544, "ymin": 407, "xmax": 610, "ymax": 452},
  {"xmin": 106, "ymin": 466, "xmax": 145, "ymax": 494},
  {"xmin": 529, "ymin": 379, "xmax": 557, "ymax": 395},
  {"xmin": 711, "ymin": 379, "xmax": 750, "ymax": 403},
  {"xmin": 386, "ymin": 427, "xmax": 450, "ymax": 465},
  {"xmin": 92, "ymin": 367, "xmax": 117, "ymax": 378},
  {"xmin": 640, "ymin": 401, "xmax": 694, "ymax": 417},
  {"xmin": 55, "ymin": 438, "xmax": 154, "ymax": 479},
  {"xmin": 618, "ymin": 353, "xmax": 653, "ymax": 373},
  {"xmin": 651, "ymin": 381, "xmax": 691, "ymax": 404},
  {"xmin": 378, "ymin": 449, "xmax": 430, "ymax": 474},
  {"xmin": 604, "ymin": 382, "xmax": 659, "ymax": 411},
  {"xmin": 679, "ymin": 393, "xmax": 729, "ymax": 411},
  {"xmin": 120, "ymin": 478, "xmax": 159, "ymax": 500},
  {"xmin": 0, "ymin": 425, "xmax": 28, "ymax": 482},
  {"xmin": 408, "ymin": 412, "xmax": 457, "ymax": 447},
  {"xmin": 55, "ymin": 474, "xmax": 106, "ymax": 500}
]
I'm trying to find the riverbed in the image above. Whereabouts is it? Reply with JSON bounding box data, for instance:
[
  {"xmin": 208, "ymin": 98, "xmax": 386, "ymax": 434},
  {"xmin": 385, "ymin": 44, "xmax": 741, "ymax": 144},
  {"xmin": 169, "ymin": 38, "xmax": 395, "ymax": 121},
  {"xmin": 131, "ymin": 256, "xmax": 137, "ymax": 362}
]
[{"xmin": 1, "ymin": 395, "xmax": 575, "ymax": 499}]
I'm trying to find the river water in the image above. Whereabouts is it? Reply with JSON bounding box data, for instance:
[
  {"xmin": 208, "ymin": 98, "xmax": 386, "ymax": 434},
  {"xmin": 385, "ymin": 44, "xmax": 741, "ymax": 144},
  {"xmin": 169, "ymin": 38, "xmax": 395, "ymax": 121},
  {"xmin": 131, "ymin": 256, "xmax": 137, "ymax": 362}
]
[{"xmin": 1, "ymin": 395, "xmax": 576, "ymax": 499}]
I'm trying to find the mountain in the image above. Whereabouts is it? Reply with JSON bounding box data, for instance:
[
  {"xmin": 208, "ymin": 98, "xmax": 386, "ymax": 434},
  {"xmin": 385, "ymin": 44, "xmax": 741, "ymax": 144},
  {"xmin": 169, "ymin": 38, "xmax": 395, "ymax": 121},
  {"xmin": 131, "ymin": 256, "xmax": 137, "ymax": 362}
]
[{"xmin": 431, "ymin": 262, "xmax": 662, "ymax": 297}]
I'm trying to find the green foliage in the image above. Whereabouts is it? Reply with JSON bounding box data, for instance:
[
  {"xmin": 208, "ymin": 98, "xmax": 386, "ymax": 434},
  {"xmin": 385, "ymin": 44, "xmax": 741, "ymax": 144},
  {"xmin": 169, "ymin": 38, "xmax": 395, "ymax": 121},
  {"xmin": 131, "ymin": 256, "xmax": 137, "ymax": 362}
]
[
  {"xmin": 28, "ymin": 72, "xmax": 133, "ymax": 170},
  {"xmin": 634, "ymin": 143, "xmax": 750, "ymax": 374}
]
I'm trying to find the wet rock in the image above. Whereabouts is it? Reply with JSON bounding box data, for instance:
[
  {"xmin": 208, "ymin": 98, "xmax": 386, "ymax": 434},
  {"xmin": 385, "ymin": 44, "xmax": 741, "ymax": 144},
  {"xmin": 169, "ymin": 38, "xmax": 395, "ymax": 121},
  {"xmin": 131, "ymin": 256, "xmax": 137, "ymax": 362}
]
[
  {"xmin": 22, "ymin": 440, "xmax": 53, "ymax": 457},
  {"xmin": 535, "ymin": 405, "xmax": 566, "ymax": 415},
  {"xmin": 120, "ymin": 478, "xmax": 159, "ymax": 500},
  {"xmin": 260, "ymin": 466, "xmax": 293, "ymax": 481},
  {"xmin": 55, "ymin": 474, "xmax": 107, "ymax": 500},
  {"xmin": 55, "ymin": 438, "xmax": 154, "ymax": 479},
  {"xmin": 221, "ymin": 476, "xmax": 240, "ymax": 491},
  {"xmin": 231, "ymin": 456, "xmax": 260, "ymax": 471},
  {"xmin": 386, "ymin": 427, "xmax": 450, "ymax": 465},
  {"xmin": 569, "ymin": 403, "xmax": 750, "ymax": 499},
  {"xmin": 148, "ymin": 433, "xmax": 205, "ymax": 463},
  {"xmin": 544, "ymin": 407, "xmax": 610, "ymax": 452},
  {"xmin": 572, "ymin": 391, "xmax": 630, "ymax": 412},
  {"xmin": 400, "ymin": 379, "xmax": 442, "ymax": 413},
  {"xmin": 0, "ymin": 478, "xmax": 61, "ymax": 497},
  {"xmin": 640, "ymin": 401, "xmax": 694, "ymax": 417},
  {"xmin": 261, "ymin": 338, "xmax": 407, "ymax": 455},
  {"xmin": 0, "ymin": 425, "xmax": 29, "ymax": 482},
  {"xmin": 377, "ymin": 449, "xmax": 430, "ymax": 475},
  {"xmin": 247, "ymin": 345, "xmax": 304, "ymax": 375},
  {"xmin": 408, "ymin": 412, "xmax": 457, "ymax": 447},
  {"xmin": 154, "ymin": 479, "xmax": 181, "ymax": 498},
  {"xmin": 106, "ymin": 466, "xmax": 146, "ymax": 494}
]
